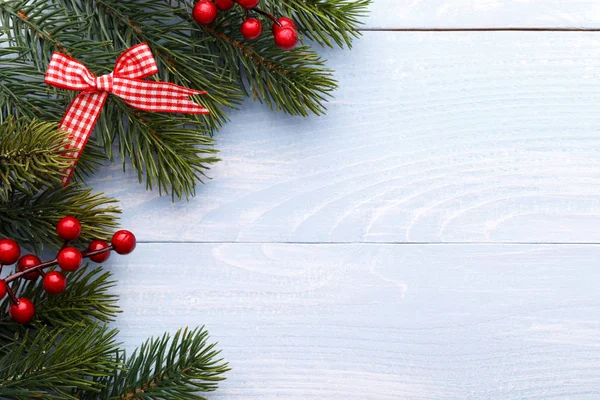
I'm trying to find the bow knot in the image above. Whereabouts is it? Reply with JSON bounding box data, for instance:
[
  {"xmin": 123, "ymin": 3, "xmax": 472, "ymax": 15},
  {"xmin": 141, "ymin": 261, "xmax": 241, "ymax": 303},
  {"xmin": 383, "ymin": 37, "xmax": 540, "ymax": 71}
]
[
  {"xmin": 44, "ymin": 43, "xmax": 209, "ymax": 186},
  {"xmin": 95, "ymin": 73, "xmax": 114, "ymax": 93}
]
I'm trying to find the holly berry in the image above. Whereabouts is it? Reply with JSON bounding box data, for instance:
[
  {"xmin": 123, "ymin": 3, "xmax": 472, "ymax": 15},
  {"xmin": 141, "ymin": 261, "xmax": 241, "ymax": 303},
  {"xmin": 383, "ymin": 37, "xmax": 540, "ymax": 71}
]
[
  {"xmin": 88, "ymin": 240, "xmax": 111, "ymax": 263},
  {"xmin": 215, "ymin": 0, "xmax": 234, "ymax": 10},
  {"xmin": 111, "ymin": 230, "xmax": 136, "ymax": 255},
  {"xmin": 0, "ymin": 238, "xmax": 20, "ymax": 265},
  {"xmin": 43, "ymin": 271, "xmax": 67, "ymax": 294},
  {"xmin": 241, "ymin": 18, "xmax": 262, "ymax": 40},
  {"xmin": 235, "ymin": 0, "xmax": 259, "ymax": 8},
  {"xmin": 274, "ymin": 26, "xmax": 298, "ymax": 50},
  {"xmin": 57, "ymin": 247, "xmax": 82, "ymax": 271},
  {"xmin": 193, "ymin": 0, "xmax": 218, "ymax": 25},
  {"xmin": 56, "ymin": 216, "xmax": 82, "ymax": 241},
  {"xmin": 17, "ymin": 255, "xmax": 41, "ymax": 281},
  {"xmin": 9, "ymin": 298, "xmax": 35, "ymax": 324},
  {"xmin": 272, "ymin": 17, "xmax": 295, "ymax": 35},
  {"xmin": 0, "ymin": 280, "xmax": 6, "ymax": 299}
]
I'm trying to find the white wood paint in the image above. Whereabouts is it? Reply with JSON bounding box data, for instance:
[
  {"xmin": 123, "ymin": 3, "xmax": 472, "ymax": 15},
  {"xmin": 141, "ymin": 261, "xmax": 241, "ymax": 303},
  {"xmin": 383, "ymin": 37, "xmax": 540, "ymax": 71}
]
[
  {"xmin": 111, "ymin": 243, "xmax": 600, "ymax": 399},
  {"xmin": 91, "ymin": 31, "xmax": 600, "ymax": 244},
  {"xmin": 76, "ymin": 2, "xmax": 600, "ymax": 398},
  {"xmin": 366, "ymin": 0, "xmax": 600, "ymax": 29}
]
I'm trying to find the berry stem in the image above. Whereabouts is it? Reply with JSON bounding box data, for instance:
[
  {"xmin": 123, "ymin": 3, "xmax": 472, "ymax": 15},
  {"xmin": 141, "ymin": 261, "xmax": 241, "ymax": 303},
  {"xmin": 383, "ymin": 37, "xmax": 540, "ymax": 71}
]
[
  {"xmin": 5, "ymin": 285, "xmax": 18, "ymax": 304},
  {"xmin": 252, "ymin": 7, "xmax": 280, "ymax": 25},
  {"xmin": 4, "ymin": 245, "xmax": 114, "ymax": 284}
]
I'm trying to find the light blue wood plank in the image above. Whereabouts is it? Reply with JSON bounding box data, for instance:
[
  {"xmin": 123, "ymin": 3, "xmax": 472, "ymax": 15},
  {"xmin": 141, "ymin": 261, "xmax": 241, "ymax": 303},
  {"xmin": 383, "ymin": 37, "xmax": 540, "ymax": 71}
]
[
  {"xmin": 90, "ymin": 31, "xmax": 600, "ymax": 244},
  {"xmin": 367, "ymin": 0, "xmax": 600, "ymax": 29},
  {"xmin": 110, "ymin": 243, "xmax": 600, "ymax": 399}
]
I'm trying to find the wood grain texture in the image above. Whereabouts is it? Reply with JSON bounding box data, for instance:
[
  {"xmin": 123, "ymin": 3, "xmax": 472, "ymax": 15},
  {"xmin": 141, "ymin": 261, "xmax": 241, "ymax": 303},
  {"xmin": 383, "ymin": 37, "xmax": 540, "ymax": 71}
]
[
  {"xmin": 366, "ymin": 0, "xmax": 600, "ymax": 29},
  {"xmin": 90, "ymin": 31, "xmax": 600, "ymax": 244},
  {"xmin": 111, "ymin": 243, "xmax": 600, "ymax": 399}
]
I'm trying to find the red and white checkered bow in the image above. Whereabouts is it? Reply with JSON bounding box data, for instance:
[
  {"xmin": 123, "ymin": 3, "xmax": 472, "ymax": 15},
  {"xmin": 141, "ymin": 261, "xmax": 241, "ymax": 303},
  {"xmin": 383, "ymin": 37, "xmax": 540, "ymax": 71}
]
[{"xmin": 44, "ymin": 43, "xmax": 209, "ymax": 185}]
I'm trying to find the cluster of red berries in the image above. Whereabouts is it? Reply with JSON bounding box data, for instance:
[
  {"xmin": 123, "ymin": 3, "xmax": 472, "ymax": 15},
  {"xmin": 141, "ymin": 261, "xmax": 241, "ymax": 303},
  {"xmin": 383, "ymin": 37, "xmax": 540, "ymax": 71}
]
[
  {"xmin": 193, "ymin": 0, "xmax": 299, "ymax": 50},
  {"xmin": 0, "ymin": 216, "xmax": 136, "ymax": 324}
]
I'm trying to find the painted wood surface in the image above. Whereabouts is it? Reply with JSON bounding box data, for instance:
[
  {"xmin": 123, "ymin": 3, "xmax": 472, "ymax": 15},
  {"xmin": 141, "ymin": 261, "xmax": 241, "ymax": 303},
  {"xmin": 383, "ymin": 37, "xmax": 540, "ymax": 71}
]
[
  {"xmin": 91, "ymin": 31, "xmax": 600, "ymax": 244},
  {"xmin": 112, "ymin": 243, "xmax": 600, "ymax": 399},
  {"xmin": 366, "ymin": 0, "xmax": 600, "ymax": 29},
  {"xmin": 84, "ymin": 1, "xmax": 600, "ymax": 398}
]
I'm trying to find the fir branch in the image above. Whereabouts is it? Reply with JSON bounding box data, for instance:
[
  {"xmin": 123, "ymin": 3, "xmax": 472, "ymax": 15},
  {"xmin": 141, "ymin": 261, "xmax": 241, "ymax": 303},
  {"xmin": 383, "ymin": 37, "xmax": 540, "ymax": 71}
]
[
  {"xmin": 1, "ymin": 0, "xmax": 371, "ymax": 195},
  {"xmin": 204, "ymin": 25, "xmax": 337, "ymax": 116},
  {"xmin": 0, "ymin": 51, "xmax": 111, "ymax": 182},
  {"xmin": 1, "ymin": 0, "xmax": 225, "ymax": 199},
  {"xmin": 0, "ymin": 118, "xmax": 71, "ymax": 199},
  {"xmin": 0, "ymin": 265, "xmax": 120, "ymax": 329},
  {"xmin": 0, "ymin": 185, "xmax": 121, "ymax": 251},
  {"xmin": 268, "ymin": 0, "xmax": 371, "ymax": 49},
  {"xmin": 0, "ymin": 324, "xmax": 120, "ymax": 399},
  {"xmin": 90, "ymin": 327, "xmax": 229, "ymax": 400},
  {"xmin": 172, "ymin": 1, "xmax": 340, "ymax": 116}
]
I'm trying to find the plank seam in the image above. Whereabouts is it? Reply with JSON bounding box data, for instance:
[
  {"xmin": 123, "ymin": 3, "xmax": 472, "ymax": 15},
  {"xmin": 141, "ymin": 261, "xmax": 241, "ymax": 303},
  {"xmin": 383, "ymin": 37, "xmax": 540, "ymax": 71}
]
[
  {"xmin": 135, "ymin": 241, "xmax": 600, "ymax": 245},
  {"xmin": 358, "ymin": 28, "xmax": 600, "ymax": 32}
]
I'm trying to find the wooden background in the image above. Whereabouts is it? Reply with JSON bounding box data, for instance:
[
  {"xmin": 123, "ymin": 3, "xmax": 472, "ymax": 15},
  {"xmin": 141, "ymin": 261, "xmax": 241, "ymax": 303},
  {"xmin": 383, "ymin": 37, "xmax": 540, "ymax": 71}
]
[{"xmin": 89, "ymin": 1, "xmax": 600, "ymax": 398}]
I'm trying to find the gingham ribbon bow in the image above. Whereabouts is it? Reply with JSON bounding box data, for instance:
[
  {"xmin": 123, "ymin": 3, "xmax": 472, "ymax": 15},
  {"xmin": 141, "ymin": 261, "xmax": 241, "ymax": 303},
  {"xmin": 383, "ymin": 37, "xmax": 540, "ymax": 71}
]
[{"xmin": 44, "ymin": 43, "xmax": 209, "ymax": 185}]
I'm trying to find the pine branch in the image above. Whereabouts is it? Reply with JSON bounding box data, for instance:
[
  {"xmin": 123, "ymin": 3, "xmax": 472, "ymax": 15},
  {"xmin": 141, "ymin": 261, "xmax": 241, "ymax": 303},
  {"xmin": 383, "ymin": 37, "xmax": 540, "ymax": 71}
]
[
  {"xmin": 0, "ymin": 118, "xmax": 71, "ymax": 199},
  {"xmin": 0, "ymin": 264, "xmax": 229, "ymax": 399},
  {"xmin": 1, "ymin": 0, "xmax": 225, "ymax": 199},
  {"xmin": 268, "ymin": 0, "xmax": 371, "ymax": 49},
  {"xmin": 0, "ymin": 185, "xmax": 121, "ymax": 251},
  {"xmin": 1, "ymin": 0, "xmax": 370, "ymax": 195},
  {"xmin": 0, "ymin": 265, "xmax": 120, "ymax": 330},
  {"xmin": 0, "ymin": 324, "xmax": 121, "ymax": 399},
  {"xmin": 203, "ymin": 25, "xmax": 337, "ymax": 116},
  {"xmin": 178, "ymin": 1, "xmax": 340, "ymax": 116},
  {"xmin": 89, "ymin": 327, "xmax": 229, "ymax": 400}
]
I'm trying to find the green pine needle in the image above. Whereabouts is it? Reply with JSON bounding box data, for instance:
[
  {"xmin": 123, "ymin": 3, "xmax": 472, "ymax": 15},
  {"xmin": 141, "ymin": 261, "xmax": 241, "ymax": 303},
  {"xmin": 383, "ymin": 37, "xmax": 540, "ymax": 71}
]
[
  {"xmin": 0, "ymin": 184, "xmax": 121, "ymax": 251},
  {"xmin": 92, "ymin": 327, "xmax": 230, "ymax": 400}
]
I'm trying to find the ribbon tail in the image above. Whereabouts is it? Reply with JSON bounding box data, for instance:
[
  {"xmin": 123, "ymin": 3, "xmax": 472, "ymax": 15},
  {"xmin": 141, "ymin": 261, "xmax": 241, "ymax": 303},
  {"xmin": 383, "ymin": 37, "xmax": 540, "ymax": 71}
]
[
  {"xmin": 58, "ymin": 91, "xmax": 109, "ymax": 186},
  {"xmin": 112, "ymin": 79, "xmax": 210, "ymax": 114}
]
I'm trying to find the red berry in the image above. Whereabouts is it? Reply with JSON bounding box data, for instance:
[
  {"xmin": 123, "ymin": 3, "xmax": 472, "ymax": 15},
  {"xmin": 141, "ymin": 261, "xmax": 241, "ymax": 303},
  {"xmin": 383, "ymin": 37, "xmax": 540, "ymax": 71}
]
[
  {"xmin": 56, "ymin": 216, "xmax": 82, "ymax": 241},
  {"xmin": 57, "ymin": 247, "xmax": 82, "ymax": 271},
  {"xmin": 235, "ymin": 0, "xmax": 259, "ymax": 8},
  {"xmin": 17, "ymin": 255, "xmax": 41, "ymax": 281},
  {"xmin": 88, "ymin": 240, "xmax": 111, "ymax": 263},
  {"xmin": 43, "ymin": 271, "xmax": 67, "ymax": 294},
  {"xmin": 272, "ymin": 17, "xmax": 296, "ymax": 35},
  {"xmin": 10, "ymin": 298, "xmax": 35, "ymax": 324},
  {"xmin": 111, "ymin": 230, "xmax": 136, "ymax": 255},
  {"xmin": 274, "ymin": 26, "xmax": 298, "ymax": 50},
  {"xmin": 0, "ymin": 280, "xmax": 6, "ymax": 299},
  {"xmin": 0, "ymin": 238, "xmax": 20, "ymax": 265},
  {"xmin": 193, "ymin": 0, "xmax": 218, "ymax": 25},
  {"xmin": 215, "ymin": 0, "xmax": 234, "ymax": 10},
  {"xmin": 241, "ymin": 18, "xmax": 262, "ymax": 40}
]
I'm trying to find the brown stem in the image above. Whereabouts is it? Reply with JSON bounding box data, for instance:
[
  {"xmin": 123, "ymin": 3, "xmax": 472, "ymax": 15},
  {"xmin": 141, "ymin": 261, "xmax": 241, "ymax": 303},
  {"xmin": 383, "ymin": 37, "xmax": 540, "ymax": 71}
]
[
  {"xmin": 4, "ymin": 246, "xmax": 113, "ymax": 284},
  {"xmin": 252, "ymin": 7, "xmax": 281, "ymax": 25},
  {"xmin": 204, "ymin": 27, "xmax": 289, "ymax": 75},
  {"xmin": 5, "ymin": 286, "xmax": 18, "ymax": 304}
]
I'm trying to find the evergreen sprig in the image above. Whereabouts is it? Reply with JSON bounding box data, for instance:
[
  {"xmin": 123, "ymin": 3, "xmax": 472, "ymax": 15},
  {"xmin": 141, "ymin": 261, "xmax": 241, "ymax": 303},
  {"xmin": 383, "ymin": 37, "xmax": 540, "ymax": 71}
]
[
  {"xmin": 0, "ymin": 265, "xmax": 228, "ymax": 398},
  {"xmin": 0, "ymin": 184, "xmax": 121, "ymax": 251},
  {"xmin": 93, "ymin": 327, "xmax": 230, "ymax": 400},
  {"xmin": 0, "ymin": 118, "xmax": 71, "ymax": 199},
  {"xmin": 3, "ymin": 265, "xmax": 120, "ymax": 327},
  {"xmin": 1, "ymin": 0, "xmax": 370, "ymax": 197},
  {"xmin": 0, "ymin": 324, "xmax": 121, "ymax": 399},
  {"xmin": 269, "ymin": 0, "xmax": 371, "ymax": 48},
  {"xmin": 0, "ymin": 1, "xmax": 369, "ymax": 396}
]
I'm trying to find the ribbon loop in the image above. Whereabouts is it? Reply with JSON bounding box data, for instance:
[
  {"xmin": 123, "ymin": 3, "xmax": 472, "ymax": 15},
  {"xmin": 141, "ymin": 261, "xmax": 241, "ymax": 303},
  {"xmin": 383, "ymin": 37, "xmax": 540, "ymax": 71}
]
[{"xmin": 44, "ymin": 43, "xmax": 209, "ymax": 185}]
